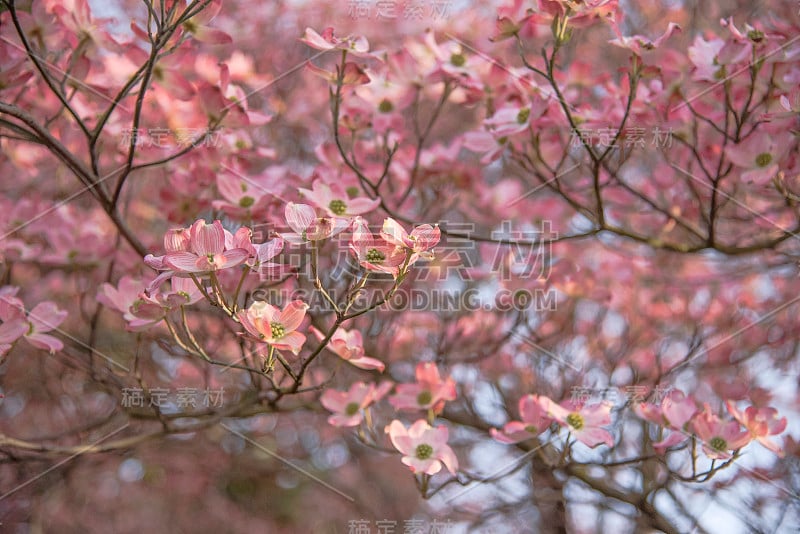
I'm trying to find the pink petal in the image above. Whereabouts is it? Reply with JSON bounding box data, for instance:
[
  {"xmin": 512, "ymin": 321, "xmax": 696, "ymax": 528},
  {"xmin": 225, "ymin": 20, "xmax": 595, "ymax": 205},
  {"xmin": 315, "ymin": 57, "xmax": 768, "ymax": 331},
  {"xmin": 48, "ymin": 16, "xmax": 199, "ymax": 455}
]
[
  {"xmin": 285, "ymin": 203, "xmax": 316, "ymax": 234},
  {"xmin": 280, "ymin": 300, "xmax": 308, "ymax": 332},
  {"xmin": 191, "ymin": 220, "xmax": 225, "ymax": 256},
  {"xmin": 276, "ymin": 331, "xmax": 306, "ymax": 355},
  {"xmin": 346, "ymin": 197, "xmax": 381, "ymax": 215},
  {"xmin": 164, "ymin": 252, "xmax": 205, "ymax": 273},
  {"xmin": 347, "ymin": 355, "xmax": 385, "ymax": 372},
  {"xmin": 25, "ymin": 333, "xmax": 63, "ymax": 353},
  {"xmin": 28, "ymin": 302, "xmax": 67, "ymax": 333}
]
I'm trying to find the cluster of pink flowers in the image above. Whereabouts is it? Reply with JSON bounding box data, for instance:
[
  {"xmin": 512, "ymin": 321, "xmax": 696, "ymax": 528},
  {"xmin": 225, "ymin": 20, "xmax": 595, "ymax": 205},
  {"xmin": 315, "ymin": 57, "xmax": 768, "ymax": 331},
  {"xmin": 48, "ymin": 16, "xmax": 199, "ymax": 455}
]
[
  {"xmin": 492, "ymin": 394, "xmax": 615, "ymax": 448},
  {"xmin": 0, "ymin": 286, "xmax": 66, "ymax": 357},
  {"xmin": 321, "ymin": 362, "xmax": 460, "ymax": 477},
  {"xmin": 635, "ymin": 390, "xmax": 787, "ymax": 460},
  {"xmin": 491, "ymin": 389, "xmax": 787, "ymax": 459}
]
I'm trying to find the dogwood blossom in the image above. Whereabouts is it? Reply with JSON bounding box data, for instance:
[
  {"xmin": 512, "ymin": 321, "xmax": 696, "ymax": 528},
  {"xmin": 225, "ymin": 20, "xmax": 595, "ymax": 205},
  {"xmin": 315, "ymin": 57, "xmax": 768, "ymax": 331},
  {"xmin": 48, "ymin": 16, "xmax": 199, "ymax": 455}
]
[
  {"xmin": 385, "ymin": 419, "xmax": 458, "ymax": 475},
  {"xmin": 237, "ymin": 300, "xmax": 308, "ymax": 354}
]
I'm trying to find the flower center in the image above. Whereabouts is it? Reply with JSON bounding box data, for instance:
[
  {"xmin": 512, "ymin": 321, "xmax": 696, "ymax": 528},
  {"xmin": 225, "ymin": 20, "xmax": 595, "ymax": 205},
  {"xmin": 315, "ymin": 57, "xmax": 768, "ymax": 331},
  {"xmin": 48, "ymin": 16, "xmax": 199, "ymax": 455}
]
[
  {"xmin": 378, "ymin": 99, "xmax": 393, "ymax": 113},
  {"xmin": 524, "ymin": 425, "xmax": 539, "ymax": 434},
  {"xmin": 747, "ymin": 29, "xmax": 764, "ymax": 43},
  {"xmin": 709, "ymin": 436, "xmax": 727, "ymax": 451},
  {"xmin": 270, "ymin": 322, "xmax": 286, "ymax": 339},
  {"xmin": 516, "ymin": 108, "xmax": 531, "ymax": 124},
  {"xmin": 329, "ymin": 199, "xmax": 347, "ymax": 216},
  {"xmin": 415, "ymin": 443, "xmax": 433, "ymax": 460},
  {"xmin": 417, "ymin": 390, "xmax": 433, "ymax": 406},
  {"xmin": 345, "ymin": 402, "xmax": 360, "ymax": 416},
  {"xmin": 366, "ymin": 248, "xmax": 385, "ymax": 263},
  {"xmin": 450, "ymin": 53, "xmax": 466, "ymax": 67},
  {"xmin": 566, "ymin": 413, "xmax": 584, "ymax": 430},
  {"xmin": 239, "ymin": 196, "xmax": 255, "ymax": 208},
  {"xmin": 755, "ymin": 152, "xmax": 772, "ymax": 167}
]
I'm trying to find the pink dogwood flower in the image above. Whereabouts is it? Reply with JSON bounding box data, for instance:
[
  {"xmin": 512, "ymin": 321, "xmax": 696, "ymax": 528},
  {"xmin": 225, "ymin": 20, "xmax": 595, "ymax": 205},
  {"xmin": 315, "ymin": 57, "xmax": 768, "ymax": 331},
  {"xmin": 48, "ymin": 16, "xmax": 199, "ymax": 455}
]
[
  {"xmin": 300, "ymin": 27, "xmax": 372, "ymax": 57},
  {"xmin": 349, "ymin": 217, "xmax": 406, "ymax": 277},
  {"xmin": 726, "ymin": 401, "xmax": 787, "ymax": 457},
  {"xmin": 380, "ymin": 218, "xmax": 441, "ymax": 265},
  {"xmin": 692, "ymin": 404, "xmax": 751, "ymax": 460},
  {"xmin": 633, "ymin": 389, "xmax": 697, "ymax": 452},
  {"xmin": 725, "ymin": 134, "xmax": 787, "ymax": 185},
  {"xmin": 311, "ymin": 326, "xmax": 385, "ymax": 371},
  {"xmin": 389, "ymin": 362, "xmax": 456, "ymax": 414},
  {"xmin": 541, "ymin": 397, "xmax": 615, "ymax": 448},
  {"xmin": 282, "ymin": 202, "xmax": 349, "ymax": 244},
  {"xmin": 321, "ymin": 381, "xmax": 391, "ymax": 427},
  {"xmin": 491, "ymin": 394, "xmax": 553, "ymax": 444},
  {"xmin": 162, "ymin": 220, "xmax": 250, "ymax": 273},
  {"xmin": 385, "ymin": 419, "xmax": 458, "ymax": 475},
  {"xmin": 299, "ymin": 180, "xmax": 381, "ymax": 219},
  {"xmin": 237, "ymin": 300, "xmax": 308, "ymax": 355},
  {"xmin": 0, "ymin": 289, "xmax": 66, "ymax": 354},
  {"xmin": 23, "ymin": 302, "xmax": 68, "ymax": 354}
]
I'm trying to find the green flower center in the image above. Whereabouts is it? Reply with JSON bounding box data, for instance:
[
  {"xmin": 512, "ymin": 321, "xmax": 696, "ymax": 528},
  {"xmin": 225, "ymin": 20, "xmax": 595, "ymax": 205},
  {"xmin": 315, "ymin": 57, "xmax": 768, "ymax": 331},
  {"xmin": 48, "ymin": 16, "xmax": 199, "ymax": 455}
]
[
  {"xmin": 566, "ymin": 413, "xmax": 584, "ymax": 430},
  {"xmin": 709, "ymin": 436, "xmax": 727, "ymax": 451},
  {"xmin": 329, "ymin": 199, "xmax": 347, "ymax": 216},
  {"xmin": 345, "ymin": 402, "xmax": 360, "ymax": 416},
  {"xmin": 378, "ymin": 99, "xmax": 393, "ymax": 113},
  {"xmin": 239, "ymin": 196, "xmax": 255, "ymax": 208},
  {"xmin": 346, "ymin": 186, "xmax": 359, "ymax": 198},
  {"xmin": 450, "ymin": 53, "xmax": 466, "ymax": 67},
  {"xmin": 747, "ymin": 29, "xmax": 764, "ymax": 43},
  {"xmin": 755, "ymin": 152, "xmax": 772, "ymax": 167},
  {"xmin": 417, "ymin": 390, "xmax": 433, "ymax": 406},
  {"xmin": 415, "ymin": 443, "xmax": 433, "ymax": 460},
  {"xmin": 524, "ymin": 425, "xmax": 539, "ymax": 434},
  {"xmin": 270, "ymin": 322, "xmax": 286, "ymax": 339},
  {"xmin": 206, "ymin": 254, "xmax": 216, "ymax": 263},
  {"xmin": 366, "ymin": 248, "xmax": 385, "ymax": 263},
  {"xmin": 177, "ymin": 291, "xmax": 190, "ymax": 302},
  {"xmin": 516, "ymin": 108, "xmax": 530, "ymax": 124}
]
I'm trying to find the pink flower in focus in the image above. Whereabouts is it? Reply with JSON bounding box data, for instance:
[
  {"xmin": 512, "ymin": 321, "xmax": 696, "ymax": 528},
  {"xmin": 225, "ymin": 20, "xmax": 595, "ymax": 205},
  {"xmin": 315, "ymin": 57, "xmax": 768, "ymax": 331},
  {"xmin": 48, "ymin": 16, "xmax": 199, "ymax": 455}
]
[
  {"xmin": 237, "ymin": 300, "xmax": 308, "ymax": 355},
  {"xmin": 491, "ymin": 394, "xmax": 553, "ymax": 444},
  {"xmin": 726, "ymin": 401, "xmax": 787, "ymax": 457},
  {"xmin": 385, "ymin": 419, "xmax": 458, "ymax": 475},
  {"xmin": 311, "ymin": 326, "xmax": 385, "ymax": 371},
  {"xmin": 380, "ymin": 218, "xmax": 441, "ymax": 263},
  {"xmin": 163, "ymin": 220, "xmax": 250, "ymax": 273},
  {"xmin": 349, "ymin": 217, "xmax": 406, "ymax": 277},
  {"xmin": 692, "ymin": 404, "xmax": 751, "ymax": 460},
  {"xmin": 541, "ymin": 397, "xmax": 615, "ymax": 448},
  {"xmin": 389, "ymin": 362, "xmax": 456, "ymax": 414},
  {"xmin": 321, "ymin": 381, "xmax": 390, "ymax": 427}
]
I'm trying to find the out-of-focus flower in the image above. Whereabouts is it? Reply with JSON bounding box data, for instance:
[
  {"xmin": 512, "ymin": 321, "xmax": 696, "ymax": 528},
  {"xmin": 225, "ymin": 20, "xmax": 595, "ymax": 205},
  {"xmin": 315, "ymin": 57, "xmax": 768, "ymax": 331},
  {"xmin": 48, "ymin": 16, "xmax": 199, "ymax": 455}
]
[
  {"xmin": 311, "ymin": 326, "xmax": 385, "ymax": 371},
  {"xmin": 726, "ymin": 401, "xmax": 787, "ymax": 457},
  {"xmin": 389, "ymin": 362, "xmax": 456, "ymax": 414},
  {"xmin": 692, "ymin": 404, "xmax": 751, "ymax": 460},
  {"xmin": 321, "ymin": 381, "xmax": 391, "ymax": 426},
  {"xmin": 541, "ymin": 397, "xmax": 615, "ymax": 448},
  {"xmin": 491, "ymin": 394, "xmax": 553, "ymax": 444}
]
